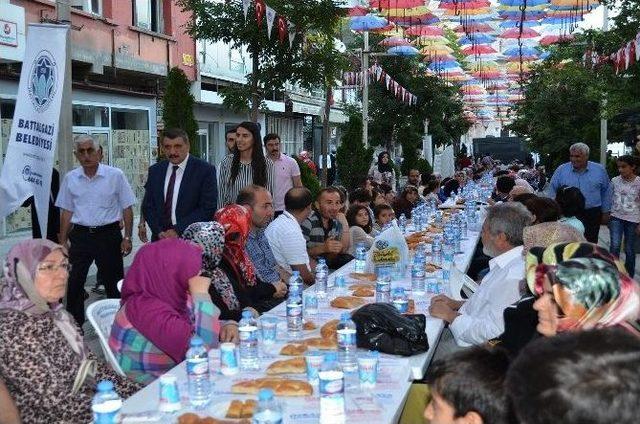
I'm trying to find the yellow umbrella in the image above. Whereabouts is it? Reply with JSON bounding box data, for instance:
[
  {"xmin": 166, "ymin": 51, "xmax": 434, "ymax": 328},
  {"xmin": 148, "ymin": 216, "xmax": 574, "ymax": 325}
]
[
  {"xmin": 421, "ymin": 45, "xmax": 454, "ymax": 55},
  {"xmin": 412, "ymin": 35, "xmax": 449, "ymax": 45},
  {"xmin": 550, "ymin": 0, "xmax": 598, "ymax": 6},
  {"xmin": 383, "ymin": 6, "xmax": 435, "ymax": 17},
  {"xmin": 506, "ymin": 62, "xmax": 532, "ymax": 72},
  {"xmin": 380, "ymin": 28, "xmax": 405, "ymax": 37},
  {"xmin": 499, "ymin": 4, "xmax": 547, "ymax": 11},
  {"xmin": 442, "ymin": 7, "xmax": 491, "ymax": 16}
]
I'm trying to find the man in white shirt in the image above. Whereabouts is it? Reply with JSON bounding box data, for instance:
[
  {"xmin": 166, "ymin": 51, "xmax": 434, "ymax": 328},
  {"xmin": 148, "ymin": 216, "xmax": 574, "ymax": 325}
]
[
  {"xmin": 265, "ymin": 187, "xmax": 315, "ymax": 284},
  {"xmin": 429, "ymin": 202, "xmax": 533, "ymax": 347}
]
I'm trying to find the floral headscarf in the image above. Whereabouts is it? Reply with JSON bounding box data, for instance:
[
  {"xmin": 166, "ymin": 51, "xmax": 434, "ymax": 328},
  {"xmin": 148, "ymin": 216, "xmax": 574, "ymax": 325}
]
[
  {"xmin": 0, "ymin": 240, "xmax": 87, "ymax": 360},
  {"xmin": 522, "ymin": 222, "xmax": 585, "ymax": 255},
  {"xmin": 526, "ymin": 242, "xmax": 640, "ymax": 334},
  {"xmin": 182, "ymin": 222, "xmax": 240, "ymax": 310},
  {"xmin": 214, "ymin": 205, "xmax": 257, "ymax": 287}
]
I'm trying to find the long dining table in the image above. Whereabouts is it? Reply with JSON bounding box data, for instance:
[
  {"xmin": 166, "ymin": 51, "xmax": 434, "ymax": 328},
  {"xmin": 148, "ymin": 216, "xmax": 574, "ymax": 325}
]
[{"xmin": 120, "ymin": 218, "xmax": 483, "ymax": 424}]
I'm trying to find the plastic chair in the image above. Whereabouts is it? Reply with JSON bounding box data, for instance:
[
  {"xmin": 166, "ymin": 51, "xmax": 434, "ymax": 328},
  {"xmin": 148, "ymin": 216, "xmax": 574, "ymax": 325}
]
[
  {"xmin": 461, "ymin": 278, "xmax": 479, "ymax": 299},
  {"xmin": 86, "ymin": 299, "xmax": 125, "ymax": 376},
  {"xmin": 116, "ymin": 279, "xmax": 123, "ymax": 293},
  {"xmin": 449, "ymin": 267, "xmax": 479, "ymax": 301}
]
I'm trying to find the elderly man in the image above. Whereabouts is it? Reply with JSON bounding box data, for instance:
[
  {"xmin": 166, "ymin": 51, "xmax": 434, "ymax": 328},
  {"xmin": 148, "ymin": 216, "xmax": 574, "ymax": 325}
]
[
  {"xmin": 301, "ymin": 187, "xmax": 352, "ymax": 270},
  {"xmin": 56, "ymin": 135, "xmax": 136, "ymax": 325},
  {"xmin": 430, "ymin": 202, "xmax": 533, "ymax": 348},
  {"xmin": 549, "ymin": 142, "xmax": 612, "ymax": 243},
  {"xmin": 237, "ymin": 185, "xmax": 288, "ymax": 310},
  {"xmin": 266, "ymin": 187, "xmax": 316, "ymax": 284}
]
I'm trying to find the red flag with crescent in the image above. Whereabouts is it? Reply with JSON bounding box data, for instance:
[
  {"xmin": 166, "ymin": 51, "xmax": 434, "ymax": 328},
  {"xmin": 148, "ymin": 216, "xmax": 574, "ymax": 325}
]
[
  {"xmin": 255, "ymin": 0, "xmax": 265, "ymax": 28},
  {"xmin": 277, "ymin": 16, "xmax": 287, "ymax": 43}
]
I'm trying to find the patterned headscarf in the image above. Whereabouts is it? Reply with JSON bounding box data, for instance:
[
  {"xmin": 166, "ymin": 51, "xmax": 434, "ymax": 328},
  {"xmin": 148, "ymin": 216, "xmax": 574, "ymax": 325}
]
[
  {"xmin": 182, "ymin": 222, "xmax": 240, "ymax": 310},
  {"xmin": 526, "ymin": 242, "xmax": 640, "ymax": 334},
  {"xmin": 214, "ymin": 205, "xmax": 257, "ymax": 287},
  {"xmin": 522, "ymin": 222, "xmax": 585, "ymax": 255},
  {"xmin": 0, "ymin": 239, "xmax": 87, "ymax": 360}
]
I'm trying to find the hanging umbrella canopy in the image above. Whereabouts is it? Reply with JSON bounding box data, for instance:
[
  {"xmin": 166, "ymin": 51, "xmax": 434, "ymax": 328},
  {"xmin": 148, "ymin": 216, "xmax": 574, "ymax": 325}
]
[
  {"xmin": 550, "ymin": 0, "xmax": 598, "ymax": 6},
  {"xmin": 427, "ymin": 60, "xmax": 461, "ymax": 70},
  {"xmin": 379, "ymin": 36, "xmax": 412, "ymax": 47},
  {"xmin": 439, "ymin": 1, "xmax": 491, "ymax": 9},
  {"xmin": 383, "ymin": 6, "xmax": 436, "ymax": 17},
  {"xmin": 421, "ymin": 45, "xmax": 455, "ymax": 55},
  {"xmin": 539, "ymin": 34, "xmax": 574, "ymax": 45},
  {"xmin": 387, "ymin": 45, "xmax": 421, "ymax": 56},
  {"xmin": 502, "ymin": 45, "xmax": 540, "ymax": 57},
  {"xmin": 500, "ymin": 27, "xmax": 541, "ymax": 38},
  {"xmin": 423, "ymin": 53, "xmax": 457, "ymax": 61},
  {"xmin": 458, "ymin": 33, "xmax": 496, "ymax": 45},
  {"xmin": 413, "ymin": 35, "xmax": 449, "ymax": 45},
  {"xmin": 454, "ymin": 22, "xmax": 495, "ymax": 33},
  {"xmin": 370, "ymin": 0, "xmax": 424, "ymax": 7},
  {"xmin": 462, "ymin": 44, "xmax": 498, "ymax": 55},
  {"xmin": 389, "ymin": 15, "xmax": 440, "ymax": 26},
  {"xmin": 499, "ymin": 20, "xmax": 540, "ymax": 28},
  {"xmin": 406, "ymin": 25, "xmax": 444, "ymax": 36},
  {"xmin": 379, "ymin": 27, "xmax": 405, "ymax": 37},
  {"xmin": 348, "ymin": 6, "xmax": 369, "ymax": 17},
  {"xmin": 442, "ymin": 7, "xmax": 492, "ymax": 16},
  {"xmin": 350, "ymin": 14, "xmax": 390, "ymax": 31},
  {"xmin": 499, "ymin": 4, "xmax": 548, "ymax": 12}
]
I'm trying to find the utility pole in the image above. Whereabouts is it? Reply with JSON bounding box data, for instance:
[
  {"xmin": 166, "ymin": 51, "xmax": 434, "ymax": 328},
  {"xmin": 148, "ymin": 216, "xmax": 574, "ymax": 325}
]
[
  {"xmin": 56, "ymin": 0, "xmax": 74, "ymax": 175},
  {"xmin": 362, "ymin": 31, "xmax": 369, "ymax": 147},
  {"xmin": 599, "ymin": 5, "xmax": 609, "ymax": 166}
]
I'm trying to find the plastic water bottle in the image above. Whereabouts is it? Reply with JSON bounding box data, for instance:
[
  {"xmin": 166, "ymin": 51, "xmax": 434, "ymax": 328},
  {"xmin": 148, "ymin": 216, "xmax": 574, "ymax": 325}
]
[
  {"xmin": 411, "ymin": 258, "xmax": 426, "ymax": 296},
  {"xmin": 238, "ymin": 311, "xmax": 260, "ymax": 371},
  {"xmin": 315, "ymin": 258, "xmax": 328, "ymax": 298},
  {"xmin": 92, "ymin": 380, "xmax": 122, "ymax": 424},
  {"xmin": 186, "ymin": 336, "xmax": 211, "ymax": 408},
  {"xmin": 426, "ymin": 272, "xmax": 438, "ymax": 295},
  {"xmin": 319, "ymin": 352, "xmax": 346, "ymax": 424},
  {"xmin": 398, "ymin": 213, "xmax": 407, "ymax": 233},
  {"xmin": 375, "ymin": 274, "xmax": 391, "ymax": 303},
  {"xmin": 289, "ymin": 271, "xmax": 303, "ymax": 299},
  {"xmin": 432, "ymin": 236, "xmax": 442, "ymax": 266},
  {"xmin": 392, "ymin": 287, "xmax": 409, "ymax": 313},
  {"xmin": 336, "ymin": 312, "xmax": 357, "ymax": 372},
  {"xmin": 286, "ymin": 292, "xmax": 303, "ymax": 338},
  {"xmin": 253, "ymin": 388, "xmax": 283, "ymax": 424},
  {"xmin": 354, "ymin": 242, "xmax": 367, "ymax": 273}
]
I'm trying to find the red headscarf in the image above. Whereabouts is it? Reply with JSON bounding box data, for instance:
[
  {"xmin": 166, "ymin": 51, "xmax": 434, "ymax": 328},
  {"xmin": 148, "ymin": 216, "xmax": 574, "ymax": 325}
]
[{"xmin": 214, "ymin": 205, "xmax": 257, "ymax": 287}]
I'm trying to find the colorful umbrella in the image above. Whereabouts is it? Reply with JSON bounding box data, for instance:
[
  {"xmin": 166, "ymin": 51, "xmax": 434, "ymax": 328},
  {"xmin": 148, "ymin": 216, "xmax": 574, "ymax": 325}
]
[
  {"xmin": 348, "ymin": 6, "xmax": 369, "ymax": 17},
  {"xmin": 458, "ymin": 33, "xmax": 496, "ymax": 45},
  {"xmin": 462, "ymin": 44, "xmax": 498, "ymax": 55},
  {"xmin": 539, "ymin": 34, "xmax": 574, "ymax": 45},
  {"xmin": 370, "ymin": 0, "xmax": 424, "ymax": 8},
  {"xmin": 500, "ymin": 27, "xmax": 541, "ymax": 38},
  {"xmin": 350, "ymin": 14, "xmax": 389, "ymax": 31},
  {"xmin": 405, "ymin": 25, "xmax": 444, "ymax": 37},
  {"xmin": 387, "ymin": 45, "xmax": 421, "ymax": 56},
  {"xmin": 379, "ymin": 36, "xmax": 412, "ymax": 47}
]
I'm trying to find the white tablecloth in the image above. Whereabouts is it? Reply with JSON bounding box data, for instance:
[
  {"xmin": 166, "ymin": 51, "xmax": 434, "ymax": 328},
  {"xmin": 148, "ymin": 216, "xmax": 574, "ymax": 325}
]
[{"xmin": 121, "ymin": 227, "xmax": 482, "ymax": 423}]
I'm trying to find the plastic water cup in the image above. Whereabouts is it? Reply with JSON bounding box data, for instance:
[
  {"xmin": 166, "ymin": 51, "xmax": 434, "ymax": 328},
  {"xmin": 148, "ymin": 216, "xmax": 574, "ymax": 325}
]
[
  {"xmin": 261, "ymin": 317, "xmax": 277, "ymax": 345},
  {"xmin": 158, "ymin": 374, "xmax": 181, "ymax": 413},
  {"xmin": 357, "ymin": 353, "xmax": 378, "ymax": 389},
  {"xmin": 304, "ymin": 350, "xmax": 325, "ymax": 385},
  {"xmin": 304, "ymin": 291, "xmax": 319, "ymax": 315},
  {"xmin": 219, "ymin": 342, "xmax": 238, "ymax": 376}
]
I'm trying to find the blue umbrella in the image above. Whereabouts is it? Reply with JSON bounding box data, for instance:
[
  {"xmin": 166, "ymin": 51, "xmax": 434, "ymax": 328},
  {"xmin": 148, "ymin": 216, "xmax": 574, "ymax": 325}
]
[
  {"xmin": 539, "ymin": 51, "xmax": 551, "ymax": 60},
  {"xmin": 503, "ymin": 46, "xmax": 540, "ymax": 57},
  {"xmin": 499, "ymin": 0, "xmax": 550, "ymax": 6},
  {"xmin": 427, "ymin": 61, "xmax": 460, "ymax": 71},
  {"xmin": 459, "ymin": 34, "xmax": 496, "ymax": 45},
  {"xmin": 388, "ymin": 45, "xmax": 420, "ymax": 56},
  {"xmin": 349, "ymin": 14, "xmax": 389, "ymax": 32},
  {"xmin": 541, "ymin": 16, "xmax": 582, "ymax": 25},
  {"xmin": 499, "ymin": 20, "xmax": 540, "ymax": 29}
]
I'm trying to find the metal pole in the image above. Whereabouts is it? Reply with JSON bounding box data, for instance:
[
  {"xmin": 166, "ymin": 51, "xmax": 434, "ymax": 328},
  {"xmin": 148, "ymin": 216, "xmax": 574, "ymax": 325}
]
[
  {"xmin": 599, "ymin": 5, "xmax": 609, "ymax": 166},
  {"xmin": 362, "ymin": 31, "xmax": 369, "ymax": 147},
  {"xmin": 56, "ymin": 0, "xmax": 74, "ymax": 175}
]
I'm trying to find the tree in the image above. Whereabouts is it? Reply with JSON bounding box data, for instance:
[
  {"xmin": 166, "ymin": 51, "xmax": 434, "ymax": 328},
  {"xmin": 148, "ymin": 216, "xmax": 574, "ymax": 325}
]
[
  {"xmin": 336, "ymin": 105, "xmax": 374, "ymax": 191},
  {"xmin": 178, "ymin": 0, "xmax": 346, "ymax": 122},
  {"xmin": 163, "ymin": 67, "xmax": 199, "ymax": 156}
]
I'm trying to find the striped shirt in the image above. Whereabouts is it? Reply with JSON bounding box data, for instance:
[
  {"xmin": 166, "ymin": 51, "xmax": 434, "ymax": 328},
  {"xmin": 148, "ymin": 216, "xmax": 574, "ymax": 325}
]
[
  {"xmin": 301, "ymin": 210, "xmax": 343, "ymax": 252},
  {"xmin": 108, "ymin": 294, "xmax": 219, "ymax": 384},
  {"xmin": 217, "ymin": 155, "xmax": 275, "ymax": 208}
]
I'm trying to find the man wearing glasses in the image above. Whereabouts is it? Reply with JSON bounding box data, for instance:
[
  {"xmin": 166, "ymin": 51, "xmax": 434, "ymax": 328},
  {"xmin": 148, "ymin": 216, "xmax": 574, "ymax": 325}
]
[{"xmin": 55, "ymin": 134, "xmax": 136, "ymax": 325}]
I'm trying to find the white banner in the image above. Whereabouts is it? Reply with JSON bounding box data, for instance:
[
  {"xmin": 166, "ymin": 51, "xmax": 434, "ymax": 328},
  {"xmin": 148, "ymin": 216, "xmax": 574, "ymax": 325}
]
[
  {"xmin": 0, "ymin": 24, "xmax": 69, "ymax": 238},
  {"xmin": 265, "ymin": 5, "xmax": 277, "ymax": 39}
]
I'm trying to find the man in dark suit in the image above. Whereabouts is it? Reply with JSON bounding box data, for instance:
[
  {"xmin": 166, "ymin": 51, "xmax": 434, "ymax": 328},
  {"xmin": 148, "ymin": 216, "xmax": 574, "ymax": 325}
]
[{"xmin": 143, "ymin": 128, "xmax": 217, "ymax": 240}]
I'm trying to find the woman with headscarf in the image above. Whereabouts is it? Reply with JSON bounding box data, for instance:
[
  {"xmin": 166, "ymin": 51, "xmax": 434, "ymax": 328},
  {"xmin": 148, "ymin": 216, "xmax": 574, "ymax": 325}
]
[
  {"xmin": 368, "ymin": 151, "xmax": 396, "ymax": 190},
  {"xmin": 214, "ymin": 205, "xmax": 277, "ymax": 316},
  {"xmin": 109, "ymin": 238, "xmax": 226, "ymax": 384},
  {"xmin": 0, "ymin": 240, "xmax": 139, "ymax": 423},
  {"xmin": 496, "ymin": 242, "xmax": 640, "ymax": 356}
]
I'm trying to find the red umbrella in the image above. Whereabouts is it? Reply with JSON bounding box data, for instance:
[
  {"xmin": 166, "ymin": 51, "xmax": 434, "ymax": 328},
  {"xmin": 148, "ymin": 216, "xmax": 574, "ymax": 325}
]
[
  {"xmin": 349, "ymin": 6, "xmax": 369, "ymax": 17},
  {"xmin": 462, "ymin": 44, "xmax": 497, "ymax": 55},
  {"xmin": 500, "ymin": 28, "xmax": 540, "ymax": 39},
  {"xmin": 539, "ymin": 34, "xmax": 574, "ymax": 46},
  {"xmin": 370, "ymin": 0, "xmax": 424, "ymax": 7},
  {"xmin": 439, "ymin": 1, "xmax": 490, "ymax": 8},
  {"xmin": 405, "ymin": 25, "xmax": 444, "ymax": 37},
  {"xmin": 454, "ymin": 23, "xmax": 494, "ymax": 33},
  {"xmin": 379, "ymin": 36, "xmax": 412, "ymax": 47}
]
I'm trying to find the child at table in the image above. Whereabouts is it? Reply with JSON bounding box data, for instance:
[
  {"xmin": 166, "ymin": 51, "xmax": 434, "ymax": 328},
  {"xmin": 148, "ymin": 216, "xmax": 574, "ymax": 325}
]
[
  {"xmin": 422, "ymin": 346, "xmax": 510, "ymax": 424},
  {"xmin": 373, "ymin": 204, "xmax": 395, "ymax": 233}
]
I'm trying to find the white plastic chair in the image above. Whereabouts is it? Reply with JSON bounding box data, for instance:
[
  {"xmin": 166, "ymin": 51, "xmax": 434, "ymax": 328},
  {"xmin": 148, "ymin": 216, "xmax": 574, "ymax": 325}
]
[
  {"xmin": 116, "ymin": 279, "xmax": 123, "ymax": 293},
  {"xmin": 449, "ymin": 267, "xmax": 479, "ymax": 301},
  {"xmin": 461, "ymin": 278, "xmax": 479, "ymax": 299},
  {"xmin": 86, "ymin": 299, "xmax": 125, "ymax": 376}
]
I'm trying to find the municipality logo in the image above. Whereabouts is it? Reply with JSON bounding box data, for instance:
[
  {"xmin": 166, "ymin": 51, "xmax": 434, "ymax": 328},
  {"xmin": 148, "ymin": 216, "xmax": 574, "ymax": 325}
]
[{"xmin": 28, "ymin": 50, "xmax": 57, "ymax": 113}]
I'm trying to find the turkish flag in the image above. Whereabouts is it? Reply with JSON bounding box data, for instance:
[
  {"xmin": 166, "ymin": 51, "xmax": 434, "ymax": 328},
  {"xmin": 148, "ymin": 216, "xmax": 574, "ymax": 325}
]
[
  {"xmin": 277, "ymin": 16, "xmax": 287, "ymax": 43},
  {"xmin": 255, "ymin": 0, "xmax": 265, "ymax": 28}
]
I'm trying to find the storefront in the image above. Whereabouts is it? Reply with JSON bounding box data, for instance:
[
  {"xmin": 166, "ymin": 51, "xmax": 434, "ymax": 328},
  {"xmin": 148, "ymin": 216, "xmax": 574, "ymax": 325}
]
[{"xmin": 0, "ymin": 81, "xmax": 157, "ymax": 237}]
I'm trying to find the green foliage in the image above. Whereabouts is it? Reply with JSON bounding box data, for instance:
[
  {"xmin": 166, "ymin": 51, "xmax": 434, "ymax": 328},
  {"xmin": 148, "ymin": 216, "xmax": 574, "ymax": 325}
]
[
  {"xmin": 178, "ymin": 0, "xmax": 348, "ymax": 119},
  {"xmin": 163, "ymin": 67, "xmax": 199, "ymax": 156},
  {"xmin": 336, "ymin": 105, "xmax": 374, "ymax": 191},
  {"xmin": 294, "ymin": 156, "xmax": 321, "ymax": 200}
]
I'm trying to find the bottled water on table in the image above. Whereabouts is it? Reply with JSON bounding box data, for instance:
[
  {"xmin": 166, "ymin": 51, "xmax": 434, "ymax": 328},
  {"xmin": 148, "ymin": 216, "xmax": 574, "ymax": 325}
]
[
  {"xmin": 432, "ymin": 236, "xmax": 442, "ymax": 266},
  {"xmin": 426, "ymin": 272, "xmax": 438, "ymax": 294},
  {"xmin": 354, "ymin": 242, "xmax": 367, "ymax": 273},
  {"xmin": 315, "ymin": 258, "xmax": 328, "ymax": 298},
  {"xmin": 411, "ymin": 256, "xmax": 426, "ymax": 296},
  {"xmin": 185, "ymin": 336, "xmax": 211, "ymax": 408},
  {"xmin": 286, "ymin": 292, "xmax": 303, "ymax": 338},
  {"xmin": 398, "ymin": 213, "xmax": 407, "ymax": 233},
  {"xmin": 253, "ymin": 388, "xmax": 283, "ymax": 424},
  {"xmin": 319, "ymin": 352, "xmax": 346, "ymax": 424},
  {"xmin": 239, "ymin": 310, "xmax": 260, "ymax": 371},
  {"xmin": 392, "ymin": 287, "xmax": 409, "ymax": 313},
  {"xmin": 289, "ymin": 271, "xmax": 303, "ymax": 299},
  {"xmin": 375, "ymin": 274, "xmax": 391, "ymax": 303},
  {"xmin": 336, "ymin": 312, "xmax": 357, "ymax": 372},
  {"xmin": 304, "ymin": 289, "xmax": 318, "ymax": 316},
  {"xmin": 92, "ymin": 380, "xmax": 122, "ymax": 424}
]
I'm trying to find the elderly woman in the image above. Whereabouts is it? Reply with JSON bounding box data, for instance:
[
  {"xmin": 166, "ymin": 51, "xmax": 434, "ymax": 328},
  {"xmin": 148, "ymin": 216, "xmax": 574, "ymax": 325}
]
[
  {"xmin": 0, "ymin": 240, "xmax": 139, "ymax": 423},
  {"xmin": 109, "ymin": 238, "xmax": 229, "ymax": 384},
  {"xmin": 182, "ymin": 218, "xmax": 274, "ymax": 324}
]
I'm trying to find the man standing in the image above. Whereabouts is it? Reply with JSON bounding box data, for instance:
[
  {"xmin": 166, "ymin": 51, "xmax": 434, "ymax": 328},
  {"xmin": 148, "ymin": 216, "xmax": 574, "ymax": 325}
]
[
  {"xmin": 264, "ymin": 133, "xmax": 302, "ymax": 217},
  {"xmin": 266, "ymin": 187, "xmax": 316, "ymax": 284},
  {"xmin": 56, "ymin": 135, "xmax": 136, "ymax": 325},
  {"xmin": 237, "ymin": 185, "xmax": 288, "ymax": 310},
  {"xmin": 549, "ymin": 142, "xmax": 612, "ymax": 243},
  {"xmin": 225, "ymin": 126, "xmax": 237, "ymax": 153},
  {"xmin": 429, "ymin": 203, "xmax": 532, "ymax": 349},
  {"xmin": 301, "ymin": 187, "xmax": 352, "ymax": 270},
  {"xmin": 143, "ymin": 128, "xmax": 218, "ymax": 240}
]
